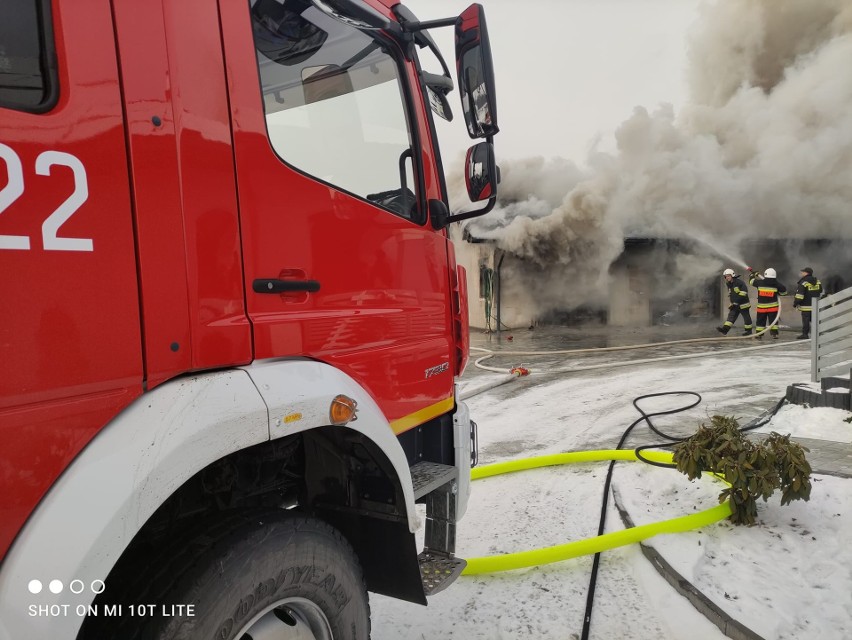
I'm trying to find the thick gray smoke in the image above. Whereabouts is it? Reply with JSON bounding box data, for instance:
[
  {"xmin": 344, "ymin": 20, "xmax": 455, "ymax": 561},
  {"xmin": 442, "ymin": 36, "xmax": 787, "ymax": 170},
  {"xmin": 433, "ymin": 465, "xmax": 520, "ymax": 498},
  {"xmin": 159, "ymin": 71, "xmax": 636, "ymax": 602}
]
[{"xmin": 457, "ymin": 0, "xmax": 852, "ymax": 318}]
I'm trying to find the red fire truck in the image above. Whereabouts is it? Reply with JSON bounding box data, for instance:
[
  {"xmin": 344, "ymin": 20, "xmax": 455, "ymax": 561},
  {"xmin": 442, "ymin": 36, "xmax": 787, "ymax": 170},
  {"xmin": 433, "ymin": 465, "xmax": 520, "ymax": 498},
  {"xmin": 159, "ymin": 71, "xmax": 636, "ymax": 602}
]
[{"xmin": 0, "ymin": 0, "xmax": 500, "ymax": 638}]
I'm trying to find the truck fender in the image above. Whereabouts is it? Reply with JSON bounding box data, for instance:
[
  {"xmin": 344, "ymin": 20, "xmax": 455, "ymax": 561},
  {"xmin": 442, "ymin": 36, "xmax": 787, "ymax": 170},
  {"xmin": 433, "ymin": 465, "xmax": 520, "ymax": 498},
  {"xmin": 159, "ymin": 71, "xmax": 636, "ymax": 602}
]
[
  {"xmin": 0, "ymin": 361, "xmax": 417, "ymax": 640},
  {"xmin": 241, "ymin": 358, "xmax": 420, "ymax": 530}
]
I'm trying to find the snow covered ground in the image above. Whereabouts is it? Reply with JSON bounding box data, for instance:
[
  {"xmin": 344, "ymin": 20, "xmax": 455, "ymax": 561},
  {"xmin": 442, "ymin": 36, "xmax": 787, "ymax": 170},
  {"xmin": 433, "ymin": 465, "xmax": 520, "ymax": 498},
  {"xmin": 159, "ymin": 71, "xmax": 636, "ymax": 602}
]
[
  {"xmin": 755, "ymin": 404, "xmax": 852, "ymax": 444},
  {"xmin": 371, "ymin": 333, "xmax": 852, "ymax": 639}
]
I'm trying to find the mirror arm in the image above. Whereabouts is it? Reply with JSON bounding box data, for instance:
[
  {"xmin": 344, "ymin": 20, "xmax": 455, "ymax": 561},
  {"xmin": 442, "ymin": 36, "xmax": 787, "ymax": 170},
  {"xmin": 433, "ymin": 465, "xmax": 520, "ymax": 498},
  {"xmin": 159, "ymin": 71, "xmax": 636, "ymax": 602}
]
[
  {"xmin": 431, "ymin": 196, "xmax": 496, "ymax": 231},
  {"xmin": 445, "ymin": 197, "xmax": 496, "ymax": 226},
  {"xmin": 392, "ymin": 6, "xmax": 453, "ymax": 77},
  {"xmin": 402, "ymin": 17, "xmax": 457, "ymax": 32}
]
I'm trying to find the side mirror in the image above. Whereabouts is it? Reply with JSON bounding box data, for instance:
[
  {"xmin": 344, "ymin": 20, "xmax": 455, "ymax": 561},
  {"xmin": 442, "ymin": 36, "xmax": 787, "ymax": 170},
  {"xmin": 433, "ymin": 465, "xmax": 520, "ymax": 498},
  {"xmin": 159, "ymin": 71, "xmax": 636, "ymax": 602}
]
[
  {"xmin": 455, "ymin": 4, "xmax": 498, "ymax": 138},
  {"xmin": 422, "ymin": 71, "xmax": 454, "ymax": 121},
  {"xmin": 432, "ymin": 141, "xmax": 498, "ymax": 230},
  {"xmin": 465, "ymin": 141, "xmax": 496, "ymax": 202}
]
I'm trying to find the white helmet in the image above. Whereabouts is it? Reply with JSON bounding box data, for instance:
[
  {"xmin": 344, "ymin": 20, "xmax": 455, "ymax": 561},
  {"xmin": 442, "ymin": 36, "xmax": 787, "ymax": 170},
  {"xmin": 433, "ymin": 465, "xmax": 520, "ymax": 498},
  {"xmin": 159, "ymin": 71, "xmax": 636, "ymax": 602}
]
[
  {"xmin": 723, "ymin": 268, "xmax": 735, "ymax": 277},
  {"xmin": 764, "ymin": 267, "xmax": 777, "ymax": 278}
]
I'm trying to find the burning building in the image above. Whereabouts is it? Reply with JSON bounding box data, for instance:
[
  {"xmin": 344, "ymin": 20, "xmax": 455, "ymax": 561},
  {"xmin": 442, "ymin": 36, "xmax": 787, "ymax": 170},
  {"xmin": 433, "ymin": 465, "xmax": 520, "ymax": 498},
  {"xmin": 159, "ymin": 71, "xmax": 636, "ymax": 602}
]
[
  {"xmin": 450, "ymin": 0, "xmax": 852, "ymax": 331},
  {"xmin": 457, "ymin": 228, "xmax": 850, "ymax": 331}
]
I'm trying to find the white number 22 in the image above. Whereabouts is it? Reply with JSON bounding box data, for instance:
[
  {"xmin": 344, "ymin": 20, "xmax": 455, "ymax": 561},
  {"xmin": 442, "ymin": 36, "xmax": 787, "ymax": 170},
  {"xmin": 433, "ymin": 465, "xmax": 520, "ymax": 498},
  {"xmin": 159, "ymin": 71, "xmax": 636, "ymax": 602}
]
[{"xmin": 0, "ymin": 143, "xmax": 92, "ymax": 252}]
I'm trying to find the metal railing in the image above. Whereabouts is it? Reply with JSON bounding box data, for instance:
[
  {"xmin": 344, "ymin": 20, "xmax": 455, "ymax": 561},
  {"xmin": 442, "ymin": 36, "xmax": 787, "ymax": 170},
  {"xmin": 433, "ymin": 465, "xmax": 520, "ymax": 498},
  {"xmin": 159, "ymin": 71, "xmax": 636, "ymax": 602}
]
[{"xmin": 812, "ymin": 286, "xmax": 852, "ymax": 382}]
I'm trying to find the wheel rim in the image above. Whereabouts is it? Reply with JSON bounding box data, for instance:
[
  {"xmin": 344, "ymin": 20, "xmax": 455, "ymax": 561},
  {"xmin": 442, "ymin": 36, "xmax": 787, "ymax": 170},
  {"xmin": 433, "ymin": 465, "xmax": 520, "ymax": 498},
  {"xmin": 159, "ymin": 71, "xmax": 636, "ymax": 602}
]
[{"xmin": 237, "ymin": 597, "xmax": 334, "ymax": 640}]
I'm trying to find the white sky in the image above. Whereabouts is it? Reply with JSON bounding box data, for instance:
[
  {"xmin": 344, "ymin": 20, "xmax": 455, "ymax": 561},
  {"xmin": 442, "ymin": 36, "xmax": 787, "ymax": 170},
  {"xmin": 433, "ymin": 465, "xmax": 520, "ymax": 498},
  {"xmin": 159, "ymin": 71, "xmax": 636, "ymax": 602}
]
[{"xmin": 407, "ymin": 0, "xmax": 703, "ymax": 166}]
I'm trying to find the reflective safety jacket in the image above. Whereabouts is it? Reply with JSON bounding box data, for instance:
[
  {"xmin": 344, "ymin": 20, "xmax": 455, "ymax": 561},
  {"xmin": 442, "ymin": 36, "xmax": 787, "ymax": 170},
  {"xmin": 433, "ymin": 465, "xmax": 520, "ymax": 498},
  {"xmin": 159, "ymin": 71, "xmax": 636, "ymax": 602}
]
[
  {"xmin": 726, "ymin": 275, "xmax": 751, "ymax": 308},
  {"xmin": 749, "ymin": 274, "xmax": 788, "ymax": 313},
  {"xmin": 794, "ymin": 275, "xmax": 822, "ymax": 312}
]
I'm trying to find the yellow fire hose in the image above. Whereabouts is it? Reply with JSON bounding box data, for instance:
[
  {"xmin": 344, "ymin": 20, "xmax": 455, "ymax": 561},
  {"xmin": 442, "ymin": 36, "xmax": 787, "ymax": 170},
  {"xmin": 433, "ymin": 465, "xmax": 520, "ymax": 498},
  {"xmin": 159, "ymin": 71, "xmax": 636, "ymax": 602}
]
[{"xmin": 462, "ymin": 450, "xmax": 732, "ymax": 575}]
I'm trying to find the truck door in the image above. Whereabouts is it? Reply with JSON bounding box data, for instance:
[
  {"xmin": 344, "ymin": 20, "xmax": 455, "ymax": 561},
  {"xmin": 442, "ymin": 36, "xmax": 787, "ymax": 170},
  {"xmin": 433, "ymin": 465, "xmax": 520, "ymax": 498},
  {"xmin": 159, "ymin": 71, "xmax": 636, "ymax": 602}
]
[
  {"xmin": 0, "ymin": 0, "xmax": 143, "ymax": 556},
  {"xmin": 219, "ymin": 0, "xmax": 455, "ymax": 430}
]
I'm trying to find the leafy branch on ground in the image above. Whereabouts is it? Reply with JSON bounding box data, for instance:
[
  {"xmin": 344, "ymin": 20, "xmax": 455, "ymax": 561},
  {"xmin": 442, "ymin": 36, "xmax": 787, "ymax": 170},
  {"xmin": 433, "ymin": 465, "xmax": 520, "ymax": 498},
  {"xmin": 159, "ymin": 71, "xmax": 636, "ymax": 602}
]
[{"xmin": 672, "ymin": 415, "xmax": 812, "ymax": 525}]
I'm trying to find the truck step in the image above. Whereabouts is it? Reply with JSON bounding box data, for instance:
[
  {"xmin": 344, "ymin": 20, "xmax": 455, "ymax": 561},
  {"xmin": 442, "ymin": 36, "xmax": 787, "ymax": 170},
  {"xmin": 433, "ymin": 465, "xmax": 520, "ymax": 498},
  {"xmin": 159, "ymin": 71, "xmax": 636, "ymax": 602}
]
[
  {"xmin": 410, "ymin": 461, "xmax": 457, "ymax": 500},
  {"xmin": 418, "ymin": 551, "xmax": 466, "ymax": 596}
]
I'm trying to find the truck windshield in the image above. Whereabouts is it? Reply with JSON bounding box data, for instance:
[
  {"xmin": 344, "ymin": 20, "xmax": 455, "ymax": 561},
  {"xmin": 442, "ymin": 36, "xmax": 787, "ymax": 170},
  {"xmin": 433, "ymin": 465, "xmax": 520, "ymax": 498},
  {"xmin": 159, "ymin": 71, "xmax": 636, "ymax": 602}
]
[{"xmin": 250, "ymin": 0, "xmax": 419, "ymax": 221}]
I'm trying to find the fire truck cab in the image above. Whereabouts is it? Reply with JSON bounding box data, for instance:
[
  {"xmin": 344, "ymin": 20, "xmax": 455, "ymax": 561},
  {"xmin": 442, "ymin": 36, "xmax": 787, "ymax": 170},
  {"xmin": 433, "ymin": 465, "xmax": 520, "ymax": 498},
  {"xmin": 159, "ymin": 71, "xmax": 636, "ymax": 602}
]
[{"xmin": 0, "ymin": 0, "xmax": 499, "ymax": 638}]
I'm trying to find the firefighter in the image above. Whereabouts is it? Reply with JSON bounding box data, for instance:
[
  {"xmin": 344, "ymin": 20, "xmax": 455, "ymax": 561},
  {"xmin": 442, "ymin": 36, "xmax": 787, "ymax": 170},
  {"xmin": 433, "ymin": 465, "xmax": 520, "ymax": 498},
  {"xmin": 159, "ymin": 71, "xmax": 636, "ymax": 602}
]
[
  {"xmin": 716, "ymin": 268, "xmax": 753, "ymax": 335},
  {"xmin": 747, "ymin": 267, "xmax": 788, "ymax": 339},
  {"xmin": 793, "ymin": 267, "xmax": 822, "ymax": 339}
]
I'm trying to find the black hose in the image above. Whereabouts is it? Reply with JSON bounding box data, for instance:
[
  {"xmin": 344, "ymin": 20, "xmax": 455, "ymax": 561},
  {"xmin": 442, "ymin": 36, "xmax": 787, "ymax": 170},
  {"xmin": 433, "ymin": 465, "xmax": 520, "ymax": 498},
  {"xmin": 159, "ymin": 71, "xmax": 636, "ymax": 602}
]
[
  {"xmin": 634, "ymin": 395, "xmax": 788, "ymax": 468},
  {"xmin": 580, "ymin": 393, "xmax": 787, "ymax": 640}
]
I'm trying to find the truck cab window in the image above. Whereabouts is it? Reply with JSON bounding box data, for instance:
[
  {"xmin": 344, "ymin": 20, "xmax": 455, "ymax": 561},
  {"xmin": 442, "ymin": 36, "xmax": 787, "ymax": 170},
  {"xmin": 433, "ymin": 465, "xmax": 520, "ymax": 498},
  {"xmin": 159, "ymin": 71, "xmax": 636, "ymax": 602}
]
[
  {"xmin": 250, "ymin": 0, "xmax": 420, "ymax": 222},
  {"xmin": 0, "ymin": 0, "xmax": 57, "ymax": 112}
]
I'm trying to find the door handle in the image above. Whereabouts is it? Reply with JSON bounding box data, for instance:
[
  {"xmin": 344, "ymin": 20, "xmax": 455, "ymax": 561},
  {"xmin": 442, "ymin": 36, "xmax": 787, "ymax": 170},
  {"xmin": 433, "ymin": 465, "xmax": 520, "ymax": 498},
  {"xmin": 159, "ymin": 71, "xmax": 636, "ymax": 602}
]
[{"xmin": 253, "ymin": 279, "xmax": 321, "ymax": 294}]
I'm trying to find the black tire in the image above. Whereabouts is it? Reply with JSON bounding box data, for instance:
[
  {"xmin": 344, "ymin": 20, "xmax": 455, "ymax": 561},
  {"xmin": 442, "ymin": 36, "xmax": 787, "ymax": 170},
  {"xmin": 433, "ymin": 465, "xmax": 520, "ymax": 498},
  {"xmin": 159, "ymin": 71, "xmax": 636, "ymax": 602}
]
[{"xmin": 136, "ymin": 512, "xmax": 370, "ymax": 640}]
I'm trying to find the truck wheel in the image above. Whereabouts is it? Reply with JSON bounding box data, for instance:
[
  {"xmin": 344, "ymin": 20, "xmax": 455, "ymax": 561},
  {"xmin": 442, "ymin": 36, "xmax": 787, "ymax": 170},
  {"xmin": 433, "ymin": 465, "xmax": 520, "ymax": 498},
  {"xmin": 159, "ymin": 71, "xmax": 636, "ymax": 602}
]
[{"xmin": 140, "ymin": 512, "xmax": 370, "ymax": 640}]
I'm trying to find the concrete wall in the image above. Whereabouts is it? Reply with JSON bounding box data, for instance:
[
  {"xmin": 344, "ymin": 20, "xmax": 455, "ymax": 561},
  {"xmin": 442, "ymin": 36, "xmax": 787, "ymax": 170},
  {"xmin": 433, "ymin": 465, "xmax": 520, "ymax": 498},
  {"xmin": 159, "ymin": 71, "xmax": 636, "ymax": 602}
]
[
  {"xmin": 454, "ymin": 243, "xmax": 538, "ymax": 331},
  {"xmin": 453, "ymin": 239, "xmax": 492, "ymax": 331}
]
